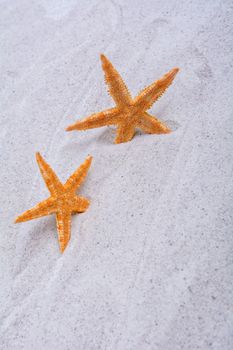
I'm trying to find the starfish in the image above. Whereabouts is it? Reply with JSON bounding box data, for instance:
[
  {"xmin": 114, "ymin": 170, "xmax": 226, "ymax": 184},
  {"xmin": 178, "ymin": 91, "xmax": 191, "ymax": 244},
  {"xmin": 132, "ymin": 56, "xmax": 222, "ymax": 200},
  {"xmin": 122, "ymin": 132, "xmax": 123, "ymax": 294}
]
[
  {"xmin": 15, "ymin": 153, "xmax": 92, "ymax": 252},
  {"xmin": 66, "ymin": 54, "xmax": 179, "ymax": 143}
]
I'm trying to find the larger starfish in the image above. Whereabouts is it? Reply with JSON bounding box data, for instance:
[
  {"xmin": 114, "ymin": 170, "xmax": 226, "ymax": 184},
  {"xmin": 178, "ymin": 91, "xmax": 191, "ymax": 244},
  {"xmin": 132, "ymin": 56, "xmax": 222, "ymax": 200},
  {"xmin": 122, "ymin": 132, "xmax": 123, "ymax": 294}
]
[
  {"xmin": 66, "ymin": 54, "xmax": 179, "ymax": 143},
  {"xmin": 15, "ymin": 153, "xmax": 92, "ymax": 252}
]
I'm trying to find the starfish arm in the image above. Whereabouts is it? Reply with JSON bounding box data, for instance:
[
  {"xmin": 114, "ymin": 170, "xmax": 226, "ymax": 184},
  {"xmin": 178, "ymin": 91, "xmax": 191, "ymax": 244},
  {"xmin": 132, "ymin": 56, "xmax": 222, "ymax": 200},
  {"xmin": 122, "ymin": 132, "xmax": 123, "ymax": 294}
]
[
  {"xmin": 100, "ymin": 54, "xmax": 132, "ymax": 108},
  {"xmin": 72, "ymin": 196, "xmax": 90, "ymax": 213},
  {"xmin": 133, "ymin": 68, "xmax": 179, "ymax": 112},
  {"xmin": 66, "ymin": 108, "xmax": 119, "ymax": 131},
  {"xmin": 115, "ymin": 122, "xmax": 135, "ymax": 144},
  {"xmin": 36, "ymin": 153, "xmax": 64, "ymax": 196},
  {"xmin": 138, "ymin": 112, "xmax": 171, "ymax": 134},
  {"xmin": 15, "ymin": 197, "xmax": 57, "ymax": 223},
  {"xmin": 56, "ymin": 210, "xmax": 71, "ymax": 252},
  {"xmin": 64, "ymin": 156, "xmax": 92, "ymax": 193}
]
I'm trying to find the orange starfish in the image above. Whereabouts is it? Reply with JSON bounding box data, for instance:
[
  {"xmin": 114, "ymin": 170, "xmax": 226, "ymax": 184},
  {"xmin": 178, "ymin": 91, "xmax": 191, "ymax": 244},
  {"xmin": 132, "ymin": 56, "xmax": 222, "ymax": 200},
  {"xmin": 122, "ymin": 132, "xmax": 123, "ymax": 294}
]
[
  {"xmin": 15, "ymin": 153, "xmax": 92, "ymax": 252},
  {"xmin": 66, "ymin": 54, "xmax": 179, "ymax": 143}
]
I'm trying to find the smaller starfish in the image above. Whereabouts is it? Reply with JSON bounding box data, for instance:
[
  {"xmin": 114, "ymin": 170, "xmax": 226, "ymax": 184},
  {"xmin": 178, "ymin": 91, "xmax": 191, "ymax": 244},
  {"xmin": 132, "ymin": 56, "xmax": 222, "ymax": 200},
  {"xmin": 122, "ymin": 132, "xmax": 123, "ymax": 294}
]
[
  {"xmin": 66, "ymin": 54, "xmax": 179, "ymax": 143},
  {"xmin": 15, "ymin": 153, "xmax": 92, "ymax": 252}
]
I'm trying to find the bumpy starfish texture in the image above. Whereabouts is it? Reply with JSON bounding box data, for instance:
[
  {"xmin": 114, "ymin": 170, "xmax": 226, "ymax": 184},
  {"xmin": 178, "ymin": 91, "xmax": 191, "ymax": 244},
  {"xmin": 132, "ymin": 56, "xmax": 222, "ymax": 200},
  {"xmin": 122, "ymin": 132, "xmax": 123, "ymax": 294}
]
[
  {"xmin": 66, "ymin": 54, "xmax": 179, "ymax": 144},
  {"xmin": 15, "ymin": 153, "xmax": 92, "ymax": 252}
]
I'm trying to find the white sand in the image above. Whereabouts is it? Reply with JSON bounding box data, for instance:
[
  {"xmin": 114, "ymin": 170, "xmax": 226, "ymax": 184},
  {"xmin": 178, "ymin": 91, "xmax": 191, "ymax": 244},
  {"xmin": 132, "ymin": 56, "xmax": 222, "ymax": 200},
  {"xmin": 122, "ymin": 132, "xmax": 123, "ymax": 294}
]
[{"xmin": 1, "ymin": 0, "xmax": 233, "ymax": 349}]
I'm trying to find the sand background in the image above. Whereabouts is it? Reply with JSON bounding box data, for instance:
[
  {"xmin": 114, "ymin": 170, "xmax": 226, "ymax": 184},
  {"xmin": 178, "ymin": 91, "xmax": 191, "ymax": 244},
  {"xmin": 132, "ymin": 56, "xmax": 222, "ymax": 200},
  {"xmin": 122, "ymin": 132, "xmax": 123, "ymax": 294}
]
[{"xmin": 0, "ymin": 0, "xmax": 233, "ymax": 349}]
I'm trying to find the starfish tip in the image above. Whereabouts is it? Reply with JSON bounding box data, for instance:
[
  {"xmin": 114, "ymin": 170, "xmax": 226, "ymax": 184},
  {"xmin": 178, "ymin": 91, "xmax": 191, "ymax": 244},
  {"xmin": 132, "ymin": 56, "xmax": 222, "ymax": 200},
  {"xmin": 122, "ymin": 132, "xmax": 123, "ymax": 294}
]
[
  {"xmin": 171, "ymin": 67, "xmax": 180, "ymax": 76},
  {"xmin": 59, "ymin": 241, "xmax": 68, "ymax": 253},
  {"xmin": 100, "ymin": 53, "xmax": 105, "ymax": 60},
  {"xmin": 100, "ymin": 53, "xmax": 108, "ymax": 65},
  {"xmin": 36, "ymin": 152, "xmax": 42, "ymax": 162},
  {"xmin": 66, "ymin": 123, "xmax": 77, "ymax": 131},
  {"xmin": 114, "ymin": 139, "xmax": 122, "ymax": 145},
  {"xmin": 87, "ymin": 154, "xmax": 93, "ymax": 161},
  {"xmin": 85, "ymin": 155, "xmax": 93, "ymax": 168}
]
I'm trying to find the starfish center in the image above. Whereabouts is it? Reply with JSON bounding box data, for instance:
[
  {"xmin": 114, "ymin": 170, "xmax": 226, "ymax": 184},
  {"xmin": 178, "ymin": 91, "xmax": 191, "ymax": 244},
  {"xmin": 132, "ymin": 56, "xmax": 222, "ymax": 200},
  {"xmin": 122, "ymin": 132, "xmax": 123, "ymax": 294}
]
[
  {"xmin": 128, "ymin": 110, "xmax": 139, "ymax": 123},
  {"xmin": 57, "ymin": 193, "xmax": 74, "ymax": 208}
]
